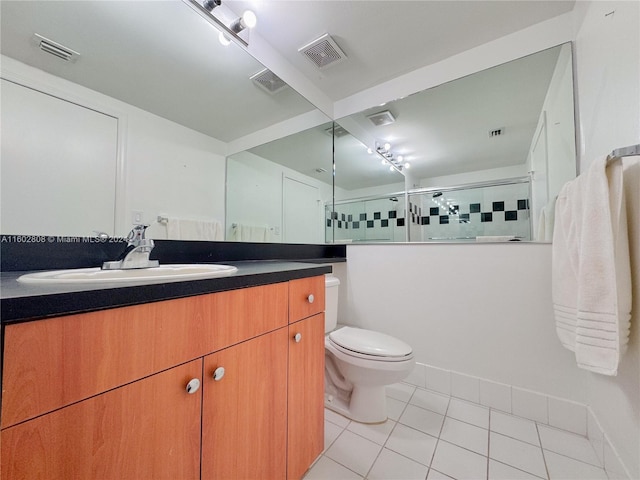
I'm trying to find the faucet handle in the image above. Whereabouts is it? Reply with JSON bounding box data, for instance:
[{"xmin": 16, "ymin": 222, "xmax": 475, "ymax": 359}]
[{"xmin": 127, "ymin": 224, "xmax": 150, "ymax": 244}]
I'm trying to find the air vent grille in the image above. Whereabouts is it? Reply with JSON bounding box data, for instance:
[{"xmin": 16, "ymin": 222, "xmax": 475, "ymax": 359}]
[
  {"xmin": 250, "ymin": 68, "xmax": 288, "ymax": 94},
  {"xmin": 324, "ymin": 125, "xmax": 349, "ymax": 138},
  {"xmin": 367, "ymin": 110, "xmax": 396, "ymax": 127},
  {"xmin": 34, "ymin": 34, "xmax": 80, "ymax": 62},
  {"xmin": 298, "ymin": 33, "xmax": 346, "ymax": 70}
]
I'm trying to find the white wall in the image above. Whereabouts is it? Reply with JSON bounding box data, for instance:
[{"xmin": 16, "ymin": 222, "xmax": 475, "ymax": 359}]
[
  {"xmin": 1, "ymin": 56, "xmax": 227, "ymax": 239},
  {"xmin": 573, "ymin": 1, "xmax": 640, "ymax": 478},
  {"xmin": 332, "ymin": 244, "xmax": 587, "ymax": 401},
  {"xmin": 227, "ymin": 150, "xmax": 332, "ymax": 243}
]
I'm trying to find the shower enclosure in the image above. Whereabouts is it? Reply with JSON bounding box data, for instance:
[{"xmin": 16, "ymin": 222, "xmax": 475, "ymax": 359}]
[{"xmin": 326, "ymin": 178, "xmax": 531, "ymax": 243}]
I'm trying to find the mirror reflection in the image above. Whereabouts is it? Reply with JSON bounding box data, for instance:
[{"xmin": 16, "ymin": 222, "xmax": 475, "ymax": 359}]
[
  {"xmin": 0, "ymin": 0, "xmax": 324, "ymax": 240},
  {"xmin": 331, "ymin": 43, "xmax": 576, "ymax": 243},
  {"xmin": 226, "ymin": 121, "xmax": 333, "ymax": 244}
]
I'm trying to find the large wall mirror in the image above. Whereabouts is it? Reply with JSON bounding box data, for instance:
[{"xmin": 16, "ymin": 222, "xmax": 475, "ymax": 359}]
[
  {"xmin": 331, "ymin": 43, "xmax": 576, "ymax": 243},
  {"xmin": 0, "ymin": 0, "xmax": 330, "ymax": 242}
]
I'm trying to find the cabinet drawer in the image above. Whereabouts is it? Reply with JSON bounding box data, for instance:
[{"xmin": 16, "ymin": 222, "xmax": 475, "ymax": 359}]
[
  {"xmin": 288, "ymin": 276, "xmax": 325, "ymax": 323},
  {"xmin": 1, "ymin": 282, "xmax": 288, "ymax": 428}
]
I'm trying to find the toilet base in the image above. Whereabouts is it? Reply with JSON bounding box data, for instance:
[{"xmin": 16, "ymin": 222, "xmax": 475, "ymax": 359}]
[{"xmin": 324, "ymin": 385, "xmax": 388, "ymax": 424}]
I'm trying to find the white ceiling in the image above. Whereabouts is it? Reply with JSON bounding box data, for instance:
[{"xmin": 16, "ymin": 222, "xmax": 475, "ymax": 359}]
[
  {"xmin": 1, "ymin": 0, "xmax": 576, "ymax": 189},
  {"xmin": 231, "ymin": 0, "xmax": 575, "ymax": 101}
]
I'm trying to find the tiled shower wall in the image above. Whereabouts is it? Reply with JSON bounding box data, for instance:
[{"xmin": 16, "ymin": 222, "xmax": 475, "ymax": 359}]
[{"xmin": 326, "ymin": 182, "xmax": 531, "ymax": 242}]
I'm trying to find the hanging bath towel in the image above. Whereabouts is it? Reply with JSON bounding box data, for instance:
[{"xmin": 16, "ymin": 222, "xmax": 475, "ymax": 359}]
[{"xmin": 552, "ymin": 156, "xmax": 632, "ymax": 375}]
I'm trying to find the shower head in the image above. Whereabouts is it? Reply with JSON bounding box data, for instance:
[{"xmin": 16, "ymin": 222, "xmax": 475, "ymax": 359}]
[{"xmin": 432, "ymin": 192, "xmax": 443, "ymax": 198}]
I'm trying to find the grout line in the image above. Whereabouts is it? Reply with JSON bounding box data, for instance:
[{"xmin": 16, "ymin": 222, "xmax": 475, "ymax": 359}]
[
  {"xmin": 489, "ymin": 458, "xmax": 548, "ymax": 480},
  {"xmin": 487, "ymin": 408, "xmax": 492, "ymax": 480},
  {"xmin": 536, "ymin": 421, "xmax": 551, "ymax": 480}
]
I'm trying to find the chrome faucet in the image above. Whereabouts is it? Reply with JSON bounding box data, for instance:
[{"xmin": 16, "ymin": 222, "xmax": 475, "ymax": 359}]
[{"xmin": 102, "ymin": 224, "xmax": 160, "ymax": 270}]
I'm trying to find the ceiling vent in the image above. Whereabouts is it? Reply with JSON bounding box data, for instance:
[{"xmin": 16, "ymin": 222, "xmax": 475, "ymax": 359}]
[
  {"xmin": 367, "ymin": 110, "xmax": 396, "ymax": 127},
  {"xmin": 34, "ymin": 34, "xmax": 80, "ymax": 62},
  {"xmin": 324, "ymin": 124, "xmax": 350, "ymax": 138},
  {"xmin": 250, "ymin": 68, "xmax": 288, "ymax": 94},
  {"xmin": 298, "ymin": 33, "xmax": 347, "ymax": 70},
  {"xmin": 489, "ymin": 127, "xmax": 505, "ymax": 138}
]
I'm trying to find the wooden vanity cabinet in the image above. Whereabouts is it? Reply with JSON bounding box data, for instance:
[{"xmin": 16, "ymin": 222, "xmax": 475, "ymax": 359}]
[{"xmin": 0, "ymin": 276, "xmax": 326, "ymax": 480}]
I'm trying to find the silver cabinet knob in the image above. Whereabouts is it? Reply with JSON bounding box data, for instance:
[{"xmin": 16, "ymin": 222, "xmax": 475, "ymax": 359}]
[
  {"xmin": 307, "ymin": 294, "xmax": 315, "ymax": 304},
  {"xmin": 294, "ymin": 333, "xmax": 302, "ymax": 343},
  {"xmin": 186, "ymin": 378, "xmax": 201, "ymax": 394},
  {"xmin": 213, "ymin": 367, "xmax": 225, "ymax": 381}
]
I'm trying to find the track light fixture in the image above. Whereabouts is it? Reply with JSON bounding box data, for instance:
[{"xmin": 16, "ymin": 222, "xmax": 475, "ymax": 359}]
[
  {"xmin": 373, "ymin": 142, "xmax": 411, "ymax": 172},
  {"xmin": 186, "ymin": 0, "xmax": 257, "ymax": 47}
]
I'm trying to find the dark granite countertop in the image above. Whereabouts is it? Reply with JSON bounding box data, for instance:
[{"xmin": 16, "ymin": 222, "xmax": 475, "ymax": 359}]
[{"xmin": 1, "ymin": 261, "xmax": 332, "ymax": 324}]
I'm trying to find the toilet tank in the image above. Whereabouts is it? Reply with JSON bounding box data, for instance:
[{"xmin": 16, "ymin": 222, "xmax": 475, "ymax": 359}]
[{"xmin": 325, "ymin": 274, "xmax": 340, "ymax": 333}]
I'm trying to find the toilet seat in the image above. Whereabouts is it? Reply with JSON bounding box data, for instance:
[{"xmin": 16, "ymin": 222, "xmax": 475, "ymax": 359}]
[{"xmin": 328, "ymin": 327, "xmax": 413, "ymax": 362}]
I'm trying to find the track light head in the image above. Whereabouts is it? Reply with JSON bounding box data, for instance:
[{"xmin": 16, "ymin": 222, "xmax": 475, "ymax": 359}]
[
  {"xmin": 202, "ymin": 0, "xmax": 221, "ymax": 12},
  {"xmin": 230, "ymin": 10, "xmax": 257, "ymax": 33}
]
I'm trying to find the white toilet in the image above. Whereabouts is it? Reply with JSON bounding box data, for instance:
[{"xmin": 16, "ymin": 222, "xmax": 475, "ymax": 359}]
[{"xmin": 324, "ymin": 274, "xmax": 415, "ymax": 423}]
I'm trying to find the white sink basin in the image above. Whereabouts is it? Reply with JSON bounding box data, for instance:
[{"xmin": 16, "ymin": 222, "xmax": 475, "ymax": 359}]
[{"xmin": 17, "ymin": 264, "xmax": 238, "ymax": 285}]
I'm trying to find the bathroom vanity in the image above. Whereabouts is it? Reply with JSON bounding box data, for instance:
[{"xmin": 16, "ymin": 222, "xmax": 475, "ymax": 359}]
[{"xmin": 0, "ymin": 262, "xmax": 329, "ymax": 479}]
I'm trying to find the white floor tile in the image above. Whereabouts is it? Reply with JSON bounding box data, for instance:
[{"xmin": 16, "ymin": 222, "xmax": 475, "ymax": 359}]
[
  {"xmin": 440, "ymin": 417, "xmax": 489, "ymax": 455},
  {"xmin": 431, "ymin": 440, "xmax": 488, "ymax": 480},
  {"xmin": 488, "ymin": 459, "xmax": 544, "ymax": 479},
  {"xmin": 537, "ymin": 425, "xmax": 601, "ymax": 466},
  {"xmin": 387, "ymin": 382, "xmax": 417, "ymax": 402},
  {"xmin": 347, "ymin": 419, "xmax": 395, "ymax": 446},
  {"xmin": 427, "ymin": 469, "xmax": 455, "ymax": 479},
  {"xmin": 399, "ymin": 404, "xmax": 445, "ymax": 437},
  {"xmin": 544, "ymin": 450, "xmax": 608, "ymax": 480},
  {"xmin": 447, "ymin": 398, "xmax": 490, "ymax": 429},
  {"xmin": 325, "ymin": 430, "xmax": 382, "ymax": 476},
  {"xmin": 367, "ymin": 448, "xmax": 430, "ymax": 480},
  {"xmin": 490, "ymin": 410, "xmax": 540, "ymax": 445},
  {"xmin": 326, "ymin": 408, "xmax": 351, "ymax": 428},
  {"xmin": 489, "ymin": 432, "xmax": 547, "ymax": 478},
  {"xmin": 325, "ymin": 420, "xmax": 345, "ymax": 451},
  {"xmin": 387, "ymin": 396, "xmax": 408, "ymax": 421},
  {"xmin": 385, "ymin": 423, "xmax": 438, "ymax": 466},
  {"xmin": 303, "ymin": 456, "xmax": 363, "ymax": 480},
  {"xmin": 410, "ymin": 388, "xmax": 450, "ymax": 415}
]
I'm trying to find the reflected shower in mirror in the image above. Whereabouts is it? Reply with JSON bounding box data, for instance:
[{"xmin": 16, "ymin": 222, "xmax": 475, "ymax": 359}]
[
  {"xmin": 333, "ymin": 43, "xmax": 576, "ymax": 243},
  {"xmin": 0, "ymin": 0, "xmax": 323, "ymax": 241}
]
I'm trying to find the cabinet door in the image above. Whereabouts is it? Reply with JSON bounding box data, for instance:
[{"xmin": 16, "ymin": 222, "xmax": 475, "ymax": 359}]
[
  {"xmin": 288, "ymin": 313, "xmax": 325, "ymax": 480},
  {"xmin": 1, "ymin": 359, "xmax": 202, "ymax": 480},
  {"xmin": 202, "ymin": 328, "xmax": 288, "ymax": 480}
]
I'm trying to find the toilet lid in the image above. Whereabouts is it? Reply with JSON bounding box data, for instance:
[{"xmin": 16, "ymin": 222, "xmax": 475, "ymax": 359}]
[{"xmin": 329, "ymin": 327, "xmax": 412, "ymax": 358}]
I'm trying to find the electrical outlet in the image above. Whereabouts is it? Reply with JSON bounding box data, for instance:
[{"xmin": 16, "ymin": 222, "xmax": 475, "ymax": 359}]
[{"xmin": 132, "ymin": 211, "xmax": 144, "ymax": 224}]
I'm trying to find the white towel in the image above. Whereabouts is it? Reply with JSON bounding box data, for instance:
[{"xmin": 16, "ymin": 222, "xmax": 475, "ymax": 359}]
[
  {"xmin": 166, "ymin": 218, "xmax": 223, "ymax": 241},
  {"xmin": 230, "ymin": 224, "xmax": 270, "ymax": 242},
  {"xmin": 552, "ymin": 156, "xmax": 632, "ymax": 375}
]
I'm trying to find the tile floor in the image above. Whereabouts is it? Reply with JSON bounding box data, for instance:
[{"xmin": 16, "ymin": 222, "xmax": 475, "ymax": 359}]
[{"xmin": 304, "ymin": 383, "xmax": 608, "ymax": 480}]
